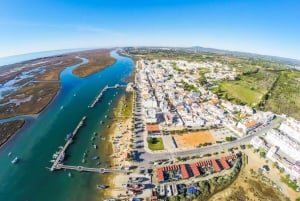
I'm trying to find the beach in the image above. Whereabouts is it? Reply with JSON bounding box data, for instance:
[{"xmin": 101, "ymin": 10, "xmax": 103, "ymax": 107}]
[{"xmin": 101, "ymin": 92, "xmax": 134, "ymax": 199}]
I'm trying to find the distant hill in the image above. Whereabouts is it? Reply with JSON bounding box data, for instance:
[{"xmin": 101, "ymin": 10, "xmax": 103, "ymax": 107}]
[{"xmin": 187, "ymin": 46, "xmax": 300, "ymax": 67}]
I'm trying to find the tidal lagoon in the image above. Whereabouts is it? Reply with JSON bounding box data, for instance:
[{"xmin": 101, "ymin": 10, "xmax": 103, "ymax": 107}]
[{"xmin": 0, "ymin": 50, "xmax": 134, "ymax": 201}]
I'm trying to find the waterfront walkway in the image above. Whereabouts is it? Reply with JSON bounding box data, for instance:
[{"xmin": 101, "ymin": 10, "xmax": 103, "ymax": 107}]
[
  {"xmin": 88, "ymin": 84, "xmax": 126, "ymax": 108},
  {"xmin": 50, "ymin": 116, "xmax": 86, "ymax": 171},
  {"xmin": 56, "ymin": 164, "xmax": 126, "ymax": 173}
]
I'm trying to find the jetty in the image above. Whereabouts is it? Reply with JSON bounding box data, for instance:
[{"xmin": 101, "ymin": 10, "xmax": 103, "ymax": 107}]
[
  {"xmin": 50, "ymin": 116, "xmax": 86, "ymax": 171},
  {"xmin": 55, "ymin": 164, "xmax": 126, "ymax": 174},
  {"xmin": 88, "ymin": 84, "xmax": 127, "ymax": 108}
]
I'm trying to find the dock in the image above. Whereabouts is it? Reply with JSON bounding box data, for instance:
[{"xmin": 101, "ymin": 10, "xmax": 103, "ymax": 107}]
[
  {"xmin": 88, "ymin": 84, "xmax": 127, "ymax": 108},
  {"xmin": 50, "ymin": 116, "xmax": 86, "ymax": 171},
  {"xmin": 55, "ymin": 164, "xmax": 126, "ymax": 173}
]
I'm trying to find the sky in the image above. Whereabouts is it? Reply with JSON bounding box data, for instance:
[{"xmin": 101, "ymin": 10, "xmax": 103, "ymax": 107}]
[{"xmin": 0, "ymin": 0, "xmax": 300, "ymax": 59}]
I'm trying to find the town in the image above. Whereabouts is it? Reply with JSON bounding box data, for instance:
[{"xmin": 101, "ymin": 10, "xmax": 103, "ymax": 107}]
[{"xmin": 113, "ymin": 56, "xmax": 300, "ymax": 201}]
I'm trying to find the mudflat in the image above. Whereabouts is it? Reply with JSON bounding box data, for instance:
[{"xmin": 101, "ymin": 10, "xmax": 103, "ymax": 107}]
[{"xmin": 72, "ymin": 49, "xmax": 116, "ymax": 77}]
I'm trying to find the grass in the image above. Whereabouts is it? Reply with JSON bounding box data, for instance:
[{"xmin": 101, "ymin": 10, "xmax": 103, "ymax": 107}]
[
  {"xmin": 215, "ymin": 70, "xmax": 278, "ymax": 106},
  {"xmin": 264, "ymin": 70, "xmax": 300, "ymax": 120},
  {"xmin": 281, "ymin": 176, "xmax": 299, "ymax": 191},
  {"xmin": 147, "ymin": 137, "xmax": 164, "ymax": 151}
]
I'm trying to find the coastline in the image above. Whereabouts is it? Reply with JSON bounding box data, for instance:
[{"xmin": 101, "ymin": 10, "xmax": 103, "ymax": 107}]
[{"xmin": 100, "ymin": 91, "xmax": 134, "ymax": 199}]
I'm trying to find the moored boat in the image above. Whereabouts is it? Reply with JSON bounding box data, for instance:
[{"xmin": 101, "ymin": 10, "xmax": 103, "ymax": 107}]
[
  {"xmin": 127, "ymin": 183, "xmax": 145, "ymax": 192},
  {"xmin": 11, "ymin": 157, "xmax": 19, "ymax": 164}
]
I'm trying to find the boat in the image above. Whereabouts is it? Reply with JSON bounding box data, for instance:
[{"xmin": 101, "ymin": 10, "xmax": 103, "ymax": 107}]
[
  {"xmin": 60, "ymin": 106, "xmax": 64, "ymax": 110},
  {"xmin": 99, "ymin": 121, "xmax": 103, "ymax": 124},
  {"xmin": 90, "ymin": 136, "xmax": 95, "ymax": 141},
  {"xmin": 74, "ymin": 93, "xmax": 76, "ymax": 96},
  {"xmin": 105, "ymin": 115, "xmax": 108, "ymax": 118},
  {"xmin": 96, "ymin": 184, "xmax": 107, "ymax": 189},
  {"xmin": 65, "ymin": 133, "xmax": 73, "ymax": 141},
  {"xmin": 103, "ymin": 199, "xmax": 115, "ymax": 201},
  {"xmin": 50, "ymin": 160, "xmax": 55, "ymax": 163},
  {"xmin": 93, "ymin": 144, "xmax": 97, "ymax": 149},
  {"xmin": 11, "ymin": 157, "xmax": 19, "ymax": 164},
  {"xmin": 68, "ymin": 172, "xmax": 72, "ymax": 177},
  {"xmin": 127, "ymin": 183, "xmax": 145, "ymax": 192},
  {"xmin": 8, "ymin": 152, "xmax": 12, "ymax": 156},
  {"xmin": 92, "ymin": 156, "xmax": 99, "ymax": 160},
  {"xmin": 82, "ymin": 158, "xmax": 86, "ymax": 163}
]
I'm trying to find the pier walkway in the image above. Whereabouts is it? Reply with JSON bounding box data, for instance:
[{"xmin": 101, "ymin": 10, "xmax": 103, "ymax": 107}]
[
  {"xmin": 56, "ymin": 164, "xmax": 126, "ymax": 173},
  {"xmin": 50, "ymin": 116, "xmax": 86, "ymax": 171},
  {"xmin": 88, "ymin": 84, "xmax": 127, "ymax": 108}
]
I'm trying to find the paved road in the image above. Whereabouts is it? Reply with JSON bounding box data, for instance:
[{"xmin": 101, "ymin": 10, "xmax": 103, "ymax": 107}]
[{"xmin": 131, "ymin": 88, "xmax": 283, "ymax": 170}]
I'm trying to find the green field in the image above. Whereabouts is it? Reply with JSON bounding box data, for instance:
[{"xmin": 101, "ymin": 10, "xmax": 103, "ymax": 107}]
[
  {"xmin": 215, "ymin": 71, "xmax": 278, "ymax": 106},
  {"xmin": 264, "ymin": 70, "xmax": 300, "ymax": 119},
  {"xmin": 147, "ymin": 137, "xmax": 164, "ymax": 151},
  {"xmin": 281, "ymin": 176, "xmax": 299, "ymax": 191}
]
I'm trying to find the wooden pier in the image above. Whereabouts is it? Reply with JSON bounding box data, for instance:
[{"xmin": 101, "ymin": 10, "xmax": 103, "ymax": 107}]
[
  {"xmin": 55, "ymin": 164, "xmax": 126, "ymax": 174},
  {"xmin": 50, "ymin": 116, "xmax": 86, "ymax": 171},
  {"xmin": 88, "ymin": 84, "xmax": 127, "ymax": 108}
]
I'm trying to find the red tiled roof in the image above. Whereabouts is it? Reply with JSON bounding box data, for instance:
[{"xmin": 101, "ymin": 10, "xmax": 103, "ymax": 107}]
[
  {"xmin": 146, "ymin": 124, "xmax": 160, "ymax": 133},
  {"xmin": 157, "ymin": 168, "xmax": 164, "ymax": 182},
  {"xmin": 220, "ymin": 157, "xmax": 230, "ymax": 170},
  {"xmin": 190, "ymin": 163, "xmax": 201, "ymax": 177},
  {"xmin": 211, "ymin": 159, "xmax": 221, "ymax": 172},
  {"xmin": 180, "ymin": 164, "xmax": 189, "ymax": 179}
]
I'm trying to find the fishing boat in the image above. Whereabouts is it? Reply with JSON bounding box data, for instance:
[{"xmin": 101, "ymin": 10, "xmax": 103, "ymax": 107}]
[
  {"xmin": 92, "ymin": 156, "xmax": 99, "ymax": 160},
  {"xmin": 93, "ymin": 144, "xmax": 97, "ymax": 149},
  {"xmin": 90, "ymin": 136, "xmax": 95, "ymax": 141},
  {"xmin": 11, "ymin": 157, "xmax": 19, "ymax": 164},
  {"xmin": 126, "ymin": 183, "xmax": 145, "ymax": 192},
  {"xmin": 96, "ymin": 184, "xmax": 107, "ymax": 189}
]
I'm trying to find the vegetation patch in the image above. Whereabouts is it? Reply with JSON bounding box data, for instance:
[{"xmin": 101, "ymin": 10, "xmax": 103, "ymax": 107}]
[
  {"xmin": 0, "ymin": 120, "xmax": 25, "ymax": 146},
  {"xmin": 147, "ymin": 137, "xmax": 164, "ymax": 150}
]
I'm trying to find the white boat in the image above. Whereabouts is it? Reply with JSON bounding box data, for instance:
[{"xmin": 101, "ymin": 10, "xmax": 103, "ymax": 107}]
[
  {"xmin": 11, "ymin": 157, "xmax": 19, "ymax": 164},
  {"xmin": 60, "ymin": 106, "xmax": 64, "ymax": 110},
  {"xmin": 93, "ymin": 144, "xmax": 97, "ymax": 149}
]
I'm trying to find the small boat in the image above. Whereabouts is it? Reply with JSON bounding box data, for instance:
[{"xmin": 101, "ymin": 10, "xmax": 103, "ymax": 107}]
[
  {"xmin": 11, "ymin": 157, "xmax": 19, "ymax": 164},
  {"xmin": 82, "ymin": 158, "xmax": 86, "ymax": 163},
  {"xmin": 83, "ymin": 152, "xmax": 87, "ymax": 157},
  {"xmin": 8, "ymin": 152, "xmax": 12, "ymax": 156},
  {"xmin": 96, "ymin": 161, "xmax": 101, "ymax": 165},
  {"xmin": 68, "ymin": 172, "xmax": 72, "ymax": 177},
  {"xmin": 93, "ymin": 132, "xmax": 97, "ymax": 136},
  {"xmin": 50, "ymin": 160, "xmax": 55, "ymax": 163},
  {"xmin": 60, "ymin": 106, "xmax": 64, "ymax": 110},
  {"xmin": 92, "ymin": 156, "xmax": 99, "ymax": 160},
  {"xmin": 96, "ymin": 184, "xmax": 107, "ymax": 189},
  {"xmin": 73, "ymin": 94, "xmax": 76, "ymax": 97},
  {"xmin": 103, "ymin": 199, "xmax": 115, "ymax": 201},
  {"xmin": 99, "ymin": 121, "xmax": 103, "ymax": 124},
  {"xmin": 105, "ymin": 115, "xmax": 108, "ymax": 118},
  {"xmin": 90, "ymin": 136, "xmax": 95, "ymax": 141},
  {"xmin": 65, "ymin": 133, "xmax": 72, "ymax": 141},
  {"xmin": 127, "ymin": 183, "xmax": 145, "ymax": 192},
  {"xmin": 93, "ymin": 144, "xmax": 97, "ymax": 149}
]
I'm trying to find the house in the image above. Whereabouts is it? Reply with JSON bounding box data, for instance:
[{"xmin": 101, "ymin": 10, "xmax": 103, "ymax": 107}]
[{"xmin": 237, "ymin": 119, "xmax": 261, "ymax": 134}]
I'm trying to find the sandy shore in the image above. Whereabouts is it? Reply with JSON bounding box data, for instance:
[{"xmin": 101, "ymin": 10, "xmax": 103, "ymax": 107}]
[{"xmin": 100, "ymin": 93, "xmax": 134, "ymax": 199}]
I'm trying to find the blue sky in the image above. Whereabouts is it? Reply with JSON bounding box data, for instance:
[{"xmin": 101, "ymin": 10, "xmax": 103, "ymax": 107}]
[{"xmin": 0, "ymin": 0, "xmax": 299, "ymax": 59}]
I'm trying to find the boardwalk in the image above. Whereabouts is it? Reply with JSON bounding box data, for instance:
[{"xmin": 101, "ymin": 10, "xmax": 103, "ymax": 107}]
[
  {"xmin": 56, "ymin": 164, "xmax": 126, "ymax": 174},
  {"xmin": 88, "ymin": 84, "xmax": 127, "ymax": 108},
  {"xmin": 50, "ymin": 116, "xmax": 86, "ymax": 171}
]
